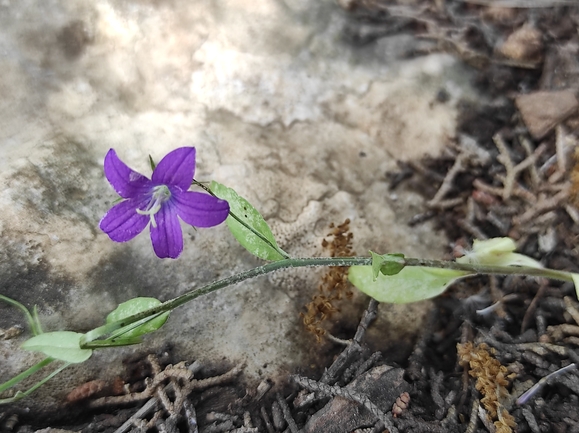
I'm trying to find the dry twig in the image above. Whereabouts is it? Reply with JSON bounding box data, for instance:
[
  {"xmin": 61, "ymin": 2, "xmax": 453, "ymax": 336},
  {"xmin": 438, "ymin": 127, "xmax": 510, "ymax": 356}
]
[{"xmin": 103, "ymin": 356, "xmax": 242, "ymax": 433}]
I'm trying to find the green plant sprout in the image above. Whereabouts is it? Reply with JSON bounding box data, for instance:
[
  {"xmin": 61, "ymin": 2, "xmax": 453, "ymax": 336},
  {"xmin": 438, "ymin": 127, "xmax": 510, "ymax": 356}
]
[
  {"xmin": 2, "ymin": 148, "xmax": 578, "ymax": 403},
  {"xmin": 0, "ymin": 297, "xmax": 71, "ymax": 404},
  {"xmin": 0, "ymin": 295, "xmax": 43, "ymax": 337}
]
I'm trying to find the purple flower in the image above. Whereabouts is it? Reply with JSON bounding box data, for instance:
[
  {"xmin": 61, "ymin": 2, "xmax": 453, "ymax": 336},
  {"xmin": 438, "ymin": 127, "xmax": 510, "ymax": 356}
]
[{"xmin": 99, "ymin": 147, "xmax": 229, "ymax": 259}]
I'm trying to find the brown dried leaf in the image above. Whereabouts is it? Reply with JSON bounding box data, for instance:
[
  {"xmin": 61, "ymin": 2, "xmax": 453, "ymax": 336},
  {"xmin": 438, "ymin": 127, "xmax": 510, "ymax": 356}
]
[{"xmin": 516, "ymin": 90, "xmax": 578, "ymax": 139}]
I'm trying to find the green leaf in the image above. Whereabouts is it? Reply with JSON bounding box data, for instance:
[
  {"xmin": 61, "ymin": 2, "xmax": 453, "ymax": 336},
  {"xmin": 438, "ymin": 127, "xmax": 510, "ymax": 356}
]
[
  {"xmin": 210, "ymin": 181, "xmax": 286, "ymax": 261},
  {"xmin": 370, "ymin": 251, "xmax": 405, "ymax": 280},
  {"xmin": 106, "ymin": 297, "xmax": 169, "ymax": 339},
  {"xmin": 572, "ymin": 274, "xmax": 579, "ymax": 300},
  {"xmin": 148, "ymin": 155, "xmax": 156, "ymax": 171},
  {"xmin": 22, "ymin": 332, "xmax": 92, "ymax": 363},
  {"xmin": 32, "ymin": 306, "xmax": 43, "ymax": 335},
  {"xmin": 456, "ymin": 237, "xmax": 542, "ymax": 268},
  {"xmin": 348, "ymin": 265, "xmax": 471, "ymax": 304}
]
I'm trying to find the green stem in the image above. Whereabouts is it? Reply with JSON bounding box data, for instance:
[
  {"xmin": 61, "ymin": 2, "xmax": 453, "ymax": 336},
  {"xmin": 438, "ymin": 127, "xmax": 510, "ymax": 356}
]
[
  {"xmin": 192, "ymin": 180, "xmax": 290, "ymax": 260},
  {"xmin": 0, "ymin": 357, "xmax": 54, "ymax": 394},
  {"xmin": 81, "ymin": 257, "xmax": 575, "ymax": 349},
  {"xmin": 0, "ymin": 360, "xmax": 71, "ymax": 404}
]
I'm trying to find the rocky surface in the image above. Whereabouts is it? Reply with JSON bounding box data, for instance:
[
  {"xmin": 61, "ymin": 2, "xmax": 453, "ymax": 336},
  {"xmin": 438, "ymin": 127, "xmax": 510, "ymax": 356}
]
[{"xmin": 0, "ymin": 0, "xmax": 477, "ymax": 415}]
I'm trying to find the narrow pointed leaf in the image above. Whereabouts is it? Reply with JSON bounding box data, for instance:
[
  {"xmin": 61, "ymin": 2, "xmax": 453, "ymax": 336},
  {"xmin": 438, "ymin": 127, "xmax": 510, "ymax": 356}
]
[
  {"xmin": 148, "ymin": 154, "xmax": 156, "ymax": 171},
  {"xmin": 349, "ymin": 265, "xmax": 471, "ymax": 304},
  {"xmin": 22, "ymin": 332, "xmax": 92, "ymax": 363},
  {"xmin": 106, "ymin": 297, "xmax": 169, "ymax": 339},
  {"xmin": 210, "ymin": 181, "xmax": 286, "ymax": 261}
]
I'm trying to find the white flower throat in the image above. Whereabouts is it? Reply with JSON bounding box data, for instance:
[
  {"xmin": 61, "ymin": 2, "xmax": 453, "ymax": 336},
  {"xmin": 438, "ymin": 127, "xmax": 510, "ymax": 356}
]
[{"xmin": 136, "ymin": 185, "xmax": 171, "ymax": 228}]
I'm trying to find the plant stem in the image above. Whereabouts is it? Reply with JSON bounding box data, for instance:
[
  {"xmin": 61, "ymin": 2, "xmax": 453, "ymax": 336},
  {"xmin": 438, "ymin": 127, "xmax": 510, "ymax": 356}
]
[
  {"xmin": 0, "ymin": 357, "xmax": 54, "ymax": 394},
  {"xmin": 405, "ymin": 258, "xmax": 574, "ymax": 282},
  {"xmin": 81, "ymin": 256, "xmax": 575, "ymax": 349},
  {"xmin": 0, "ymin": 361, "xmax": 72, "ymax": 404}
]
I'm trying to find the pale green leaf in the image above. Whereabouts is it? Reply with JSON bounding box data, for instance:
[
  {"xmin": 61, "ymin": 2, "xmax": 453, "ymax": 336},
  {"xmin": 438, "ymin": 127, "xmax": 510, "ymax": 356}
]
[
  {"xmin": 456, "ymin": 237, "xmax": 542, "ymax": 268},
  {"xmin": 210, "ymin": 181, "xmax": 286, "ymax": 261},
  {"xmin": 22, "ymin": 331, "xmax": 92, "ymax": 363},
  {"xmin": 348, "ymin": 265, "xmax": 471, "ymax": 304},
  {"xmin": 572, "ymin": 274, "xmax": 579, "ymax": 300},
  {"xmin": 106, "ymin": 297, "xmax": 169, "ymax": 339}
]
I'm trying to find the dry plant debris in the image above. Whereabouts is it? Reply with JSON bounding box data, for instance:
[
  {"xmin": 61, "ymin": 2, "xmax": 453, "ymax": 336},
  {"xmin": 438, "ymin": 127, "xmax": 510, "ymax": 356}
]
[
  {"xmin": 301, "ymin": 219, "xmax": 355, "ymax": 340},
  {"xmin": 0, "ymin": 325, "xmax": 23, "ymax": 340},
  {"xmin": 293, "ymin": 299, "xmax": 411, "ymax": 433},
  {"xmin": 293, "ymin": 370, "xmax": 397, "ymax": 433},
  {"xmin": 411, "ymin": 122, "xmax": 579, "ymax": 256},
  {"xmin": 457, "ymin": 342, "xmax": 515, "ymax": 432},
  {"xmin": 66, "ymin": 379, "xmax": 108, "ymax": 403},
  {"xmin": 391, "ymin": 392, "xmax": 410, "ymax": 418},
  {"xmin": 77, "ymin": 354, "xmax": 243, "ymax": 433}
]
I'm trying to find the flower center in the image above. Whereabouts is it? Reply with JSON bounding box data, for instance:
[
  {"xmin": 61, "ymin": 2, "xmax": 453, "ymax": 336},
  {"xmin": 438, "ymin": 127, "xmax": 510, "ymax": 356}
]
[{"xmin": 136, "ymin": 185, "xmax": 171, "ymax": 228}]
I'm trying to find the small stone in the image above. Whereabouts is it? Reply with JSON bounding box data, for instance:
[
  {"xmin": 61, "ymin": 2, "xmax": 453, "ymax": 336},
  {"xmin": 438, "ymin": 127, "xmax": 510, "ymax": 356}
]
[
  {"xmin": 515, "ymin": 90, "xmax": 579, "ymax": 139},
  {"xmin": 498, "ymin": 24, "xmax": 543, "ymax": 66},
  {"xmin": 481, "ymin": 6, "xmax": 518, "ymax": 25},
  {"xmin": 302, "ymin": 365, "xmax": 409, "ymax": 433}
]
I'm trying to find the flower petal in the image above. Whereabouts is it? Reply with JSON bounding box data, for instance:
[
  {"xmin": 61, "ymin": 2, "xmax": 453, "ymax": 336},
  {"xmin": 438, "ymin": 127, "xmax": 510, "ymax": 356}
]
[
  {"xmin": 172, "ymin": 191, "xmax": 230, "ymax": 228},
  {"xmin": 152, "ymin": 147, "xmax": 196, "ymax": 189},
  {"xmin": 100, "ymin": 199, "xmax": 150, "ymax": 242},
  {"xmin": 150, "ymin": 204, "xmax": 183, "ymax": 259},
  {"xmin": 104, "ymin": 149, "xmax": 152, "ymax": 199}
]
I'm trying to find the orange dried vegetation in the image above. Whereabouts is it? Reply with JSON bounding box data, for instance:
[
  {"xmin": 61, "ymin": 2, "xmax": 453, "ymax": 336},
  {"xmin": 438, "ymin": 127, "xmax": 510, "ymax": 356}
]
[
  {"xmin": 301, "ymin": 219, "xmax": 354, "ymax": 341},
  {"xmin": 66, "ymin": 379, "xmax": 107, "ymax": 403},
  {"xmin": 457, "ymin": 342, "xmax": 516, "ymax": 432}
]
